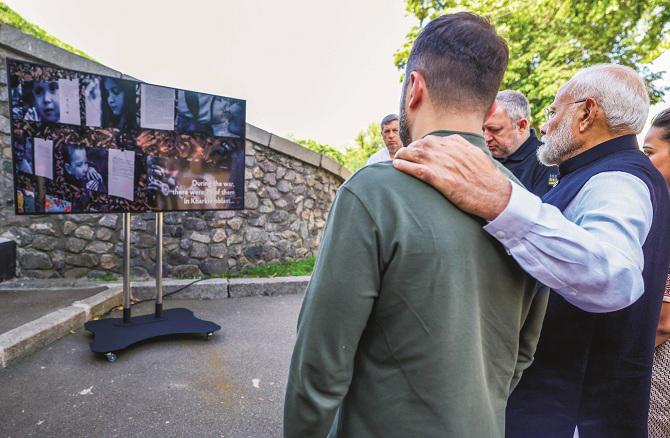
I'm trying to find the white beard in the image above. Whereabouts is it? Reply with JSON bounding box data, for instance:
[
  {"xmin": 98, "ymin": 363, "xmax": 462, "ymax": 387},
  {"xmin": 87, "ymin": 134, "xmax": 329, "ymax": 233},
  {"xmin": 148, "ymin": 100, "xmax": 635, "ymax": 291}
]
[{"xmin": 537, "ymin": 112, "xmax": 581, "ymax": 166}]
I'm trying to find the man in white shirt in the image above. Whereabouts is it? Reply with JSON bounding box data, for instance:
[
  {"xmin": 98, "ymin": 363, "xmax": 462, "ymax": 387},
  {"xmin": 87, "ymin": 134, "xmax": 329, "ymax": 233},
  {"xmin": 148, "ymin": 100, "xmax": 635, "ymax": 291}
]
[
  {"xmin": 393, "ymin": 64, "xmax": 670, "ymax": 438},
  {"xmin": 366, "ymin": 114, "xmax": 403, "ymax": 165}
]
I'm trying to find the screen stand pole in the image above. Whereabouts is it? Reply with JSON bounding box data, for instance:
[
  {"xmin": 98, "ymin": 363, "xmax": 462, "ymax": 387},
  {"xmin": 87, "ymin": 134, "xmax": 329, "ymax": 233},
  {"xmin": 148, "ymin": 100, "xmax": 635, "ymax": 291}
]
[
  {"xmin": 155, "ymin": 212, "xmax": 163, "ymax": 318},
  {"xmin": 122, "ymin": 213, "xmax": 131, "ymax": 323}
]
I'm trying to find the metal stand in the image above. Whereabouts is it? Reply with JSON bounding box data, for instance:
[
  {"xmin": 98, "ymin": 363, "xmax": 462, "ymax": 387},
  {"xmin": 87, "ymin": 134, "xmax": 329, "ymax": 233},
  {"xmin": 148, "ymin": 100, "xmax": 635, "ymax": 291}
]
[
  {"xmin": 84, "ymin": 213, "xmax": 221, "ymax": 363},
  {"xmin": 123, "ymin": 213, "xmax": 131, "ymax": 323},
  {"xmin": 155, "ymin": 212, "xmax": 163, "ymax": 319}
]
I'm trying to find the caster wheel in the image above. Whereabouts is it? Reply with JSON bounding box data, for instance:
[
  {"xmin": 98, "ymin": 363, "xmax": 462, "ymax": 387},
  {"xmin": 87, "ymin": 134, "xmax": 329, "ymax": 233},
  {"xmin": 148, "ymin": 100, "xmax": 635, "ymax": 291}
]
[
  {"xmin": 105, "ymin": 352, "xmax": 117, "ymax": 363},
  {"xmin": 205, "ymin": 332, "xmax": 214, "ymax": 341}
]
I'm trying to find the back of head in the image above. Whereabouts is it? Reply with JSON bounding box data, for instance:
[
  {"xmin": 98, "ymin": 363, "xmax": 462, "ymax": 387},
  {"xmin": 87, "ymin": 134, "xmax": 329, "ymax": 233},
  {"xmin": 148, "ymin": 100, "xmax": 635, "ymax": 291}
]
[
  {"xmin": 496, "ymin": 90, "xmax": 530, "ymax": 124},
  {"xmin": 406, "ymin": 12, "xmax": 509, "ymax": 115},
  {"xmin": 566, "ymin": 64, "xmax": 649, "ymax": 134},
  {"xmin": 651, "ymin": 107, "xmax": 670, "ymax": 142}
]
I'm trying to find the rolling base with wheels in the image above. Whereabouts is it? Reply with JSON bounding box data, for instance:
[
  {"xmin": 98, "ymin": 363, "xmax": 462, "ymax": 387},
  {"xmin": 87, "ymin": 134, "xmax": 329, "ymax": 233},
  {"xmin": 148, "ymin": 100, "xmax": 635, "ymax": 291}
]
[
  {"xmin": 85, "ymin": 308, "xmax": 221, "ymax": 362},
  {"xmin": 85, "ymin": 213, "xmax": 221, "ymax": 363}
]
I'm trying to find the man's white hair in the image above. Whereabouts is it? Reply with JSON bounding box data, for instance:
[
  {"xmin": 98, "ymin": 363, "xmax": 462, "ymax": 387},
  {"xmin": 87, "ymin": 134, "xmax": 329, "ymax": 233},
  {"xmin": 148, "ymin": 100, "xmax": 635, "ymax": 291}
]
[
  {"xmin": 565, "ymin": 64, "xmax": 649, "ymax": 133},
  {"xmin": 496, "ymin": 90, "xmax": 530, "ymax": 124}
]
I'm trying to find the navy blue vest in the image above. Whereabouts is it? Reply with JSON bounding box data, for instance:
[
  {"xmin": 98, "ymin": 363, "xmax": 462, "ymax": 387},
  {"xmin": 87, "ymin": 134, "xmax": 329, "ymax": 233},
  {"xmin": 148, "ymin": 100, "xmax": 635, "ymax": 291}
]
[{"xmin": 506, "ymin": 135, "xmax": 670, "ymax": 438}]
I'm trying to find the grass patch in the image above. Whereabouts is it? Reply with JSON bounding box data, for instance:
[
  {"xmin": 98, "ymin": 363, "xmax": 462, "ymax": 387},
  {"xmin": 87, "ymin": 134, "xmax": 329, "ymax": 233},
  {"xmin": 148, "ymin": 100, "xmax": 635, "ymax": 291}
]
[
  {"xmin": 92, "ymin": 272, "xmax": 119, "ymax": 282},
  {"xmin": 227, "ymin": 257, "xmax": 315, "ymax": 278}
]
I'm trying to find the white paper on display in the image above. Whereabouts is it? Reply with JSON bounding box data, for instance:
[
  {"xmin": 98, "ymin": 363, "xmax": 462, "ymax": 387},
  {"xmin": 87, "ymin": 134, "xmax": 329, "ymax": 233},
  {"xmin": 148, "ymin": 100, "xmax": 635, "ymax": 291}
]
[
  {"xmin": 140, "ymin": 84, "xmax": 175, "ymax": 130},
  {"xmin": 58, "ymin": 79, "xmax": 81, "ymax": 125},
  {"xmin": 34, "ymin": 138, "xmax": 54, "ymax": 180},
  {"xmin": 108, "ymin": 149, "xmax": 135, "ymax": 201}
]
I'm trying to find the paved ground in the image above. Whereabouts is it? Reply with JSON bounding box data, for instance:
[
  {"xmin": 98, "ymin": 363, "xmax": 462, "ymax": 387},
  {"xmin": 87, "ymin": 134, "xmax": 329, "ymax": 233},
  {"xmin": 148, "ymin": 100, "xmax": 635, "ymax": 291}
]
[
  {"xmin": 0, "ymin": 286, "xmax": 108, "ymax": 333},
  {"xmin": 0, "ymin": 294, "xmax": 302, "ymax": 438}
]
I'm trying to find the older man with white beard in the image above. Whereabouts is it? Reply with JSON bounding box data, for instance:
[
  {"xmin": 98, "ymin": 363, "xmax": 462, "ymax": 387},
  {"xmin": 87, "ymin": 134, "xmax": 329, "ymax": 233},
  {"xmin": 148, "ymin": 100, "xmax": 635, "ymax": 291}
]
[{"xmin": 393, "ymin": 64, "xmax": 670, "ymax": 438}]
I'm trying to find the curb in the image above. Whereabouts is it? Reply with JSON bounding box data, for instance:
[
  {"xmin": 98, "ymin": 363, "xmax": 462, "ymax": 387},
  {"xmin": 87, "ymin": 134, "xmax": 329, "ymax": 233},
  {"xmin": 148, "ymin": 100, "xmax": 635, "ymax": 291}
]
[
  {"xmin": 0, "ymin": 285, "xmax": 122, "ymax": 368},
  {"xmin": 130, "ymin": 276, "xmax": 311, "ymax": 300},
  {"xmin": 0, "ymin": 276, "xmax": 309, "ymax": 368}
]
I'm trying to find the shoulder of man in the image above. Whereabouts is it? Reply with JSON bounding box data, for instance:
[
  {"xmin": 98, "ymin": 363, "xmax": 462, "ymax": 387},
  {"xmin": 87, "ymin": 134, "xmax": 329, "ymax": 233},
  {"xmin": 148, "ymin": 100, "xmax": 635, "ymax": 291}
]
[{"xmin": 343, "ymin": 161, "xmax": 414, "ymax": 193}]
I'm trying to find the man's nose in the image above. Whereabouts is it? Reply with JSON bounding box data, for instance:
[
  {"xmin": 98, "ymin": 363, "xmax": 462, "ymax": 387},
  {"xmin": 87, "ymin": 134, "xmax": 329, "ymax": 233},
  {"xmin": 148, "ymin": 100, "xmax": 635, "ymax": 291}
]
[{"xmin": 540, "ymin": 123, "xmax": 548, "ymax": 136}]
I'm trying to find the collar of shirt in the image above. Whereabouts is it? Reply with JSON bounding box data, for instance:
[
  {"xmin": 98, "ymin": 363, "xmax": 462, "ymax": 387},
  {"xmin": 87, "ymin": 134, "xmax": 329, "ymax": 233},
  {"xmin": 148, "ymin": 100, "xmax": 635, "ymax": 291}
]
[
  {"xmin": 500, "ymin": 129, "xmax": 541, "ymax": 164},
  {"xmin": 425, "ymin": 130, "xmax": 488, "ymax": 153},
  {"xmin": 558, "ymin": 134, "xmax": 639, "ymax": 176}
]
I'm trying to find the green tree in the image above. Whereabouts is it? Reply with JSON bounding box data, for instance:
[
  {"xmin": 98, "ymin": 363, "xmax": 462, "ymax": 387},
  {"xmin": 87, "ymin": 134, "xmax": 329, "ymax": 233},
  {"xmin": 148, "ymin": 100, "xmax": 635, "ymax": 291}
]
[
  {"xmin": 395, "ymin": 0, "xmax": 670, "ymax": 125},
  {"xmin": 343, "ymin": 122, "xmax": 385, "ymax": 171},
  {"xmin": 291, "ymin": 122, "xmax": 385, "ymax": 172},
  {"xmin": 290, "ymin": 136, "xmax": 347, "ymax": 166}
]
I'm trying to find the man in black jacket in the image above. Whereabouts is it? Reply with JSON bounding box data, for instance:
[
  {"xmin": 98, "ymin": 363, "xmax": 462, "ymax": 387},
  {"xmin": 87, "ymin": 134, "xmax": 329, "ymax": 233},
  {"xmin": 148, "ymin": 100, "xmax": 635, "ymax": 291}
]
[{"xmin": 484, "ymin": 90, "xmax": 558, "ymax": 196}]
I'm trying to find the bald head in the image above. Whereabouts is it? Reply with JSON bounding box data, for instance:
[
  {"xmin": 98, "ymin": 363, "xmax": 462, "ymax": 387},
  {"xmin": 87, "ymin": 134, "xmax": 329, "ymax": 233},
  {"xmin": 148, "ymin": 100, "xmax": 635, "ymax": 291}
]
[{"xmin": 560, "ymin": 64, "xmax": 649, "ymax": 134}]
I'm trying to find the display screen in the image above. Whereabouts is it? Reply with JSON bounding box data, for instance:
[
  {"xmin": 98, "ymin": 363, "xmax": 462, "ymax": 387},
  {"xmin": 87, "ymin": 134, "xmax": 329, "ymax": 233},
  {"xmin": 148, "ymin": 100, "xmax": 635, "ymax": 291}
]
[{"xmin": 8, "ymin": 59, "xmax": 246, "ymax": 215}]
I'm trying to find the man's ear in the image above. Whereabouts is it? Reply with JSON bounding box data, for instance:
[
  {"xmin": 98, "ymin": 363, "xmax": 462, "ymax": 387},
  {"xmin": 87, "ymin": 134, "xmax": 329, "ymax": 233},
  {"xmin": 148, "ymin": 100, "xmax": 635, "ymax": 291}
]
[
  {"xmin": 407, "ymin": 71, "xmax": 425, "ymax": 110},
  {"xmin": 579, "ymin": 98, "xmax": 598, "ymax": 133},
  {"xmin": 517, "ymin": 118, "xmax": 529, "ymax": 132}
]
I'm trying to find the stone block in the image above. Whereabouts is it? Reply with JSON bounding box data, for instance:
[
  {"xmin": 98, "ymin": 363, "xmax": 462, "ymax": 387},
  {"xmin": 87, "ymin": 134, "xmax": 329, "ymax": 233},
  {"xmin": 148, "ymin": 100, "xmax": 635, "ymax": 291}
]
[
  {"xmin": 130, "ymin": 215, "xmax": 148, "ymax": 231},
  {"xmin": 246, "ymin": 123, "xmax": 271, "ymax": 146},
  {"xmin": 29, "ymin": 222, "xmax": 56, "ymax": 236},
  {"xmin": 65, "ymin": 237, "xmax": 87, "ymax": 254},
  {"xmin": 277, "ymin": 180, "xmax": 291, "ymax": 193},
  {"xmin": 172, "ymin": 264, "xmax": 203, "ymax": 278},
  {"xmin": 184, "ymin": 217, "xmax": 207, "ymax": 231},
  {"xmin": 189, "ymin": 242, "xmax": 208, "ymax": 259},
  {"xmin": 228, "ymin": 217, "xmax": 244, "ymax": 231},
  {"xmin": 95, "ymin": 227, "xmax": 114, "ymax": 241},
  {"xmin": 74, "ymin": 225, "xmax": 94, "ymax": 240},
  {"xmin": 63, "ymin": 221, "xmax": 77, "ymax": 236},
  {"xmin": 200, "ymin": 259, "xmax": 227, "ymax": 275},
  {"xmin": 65, "ymin": 253, "xmax": 98, "ymax": 268},
  {"xmin": 212, "ymin": 229, "xmax": 226, "ymax": 243},
  {"xmin": 190, "ymin": 231, "xmax": 211, "ymax": 244},
  {"xmin": 245, "ymin": 228, "xmax": 268, "ymax": 243},
  {"xmin": 100, "ymin": 254, "xmax": 121, "ymax": 270},
  {"xmin": 98, "ymin": 214, "xmax": 119, "ymax": 229},
  {"xmin": 63, "ymin": 267, "xmax": 89, "ymax": 278},
  {"xmin": 19, "ymin": 249, "xmax": 52, "ymax": 269},
  {"xmin": 85, "ymin": 241, "xmax": 114, "ymax": 254},
  {"xmin": 31, "ymin": 235, "xmax": 59, "ymax": 251},
  {"xmin": 210, "ymin": 243, "xmax": 227, "ymax": 259}
]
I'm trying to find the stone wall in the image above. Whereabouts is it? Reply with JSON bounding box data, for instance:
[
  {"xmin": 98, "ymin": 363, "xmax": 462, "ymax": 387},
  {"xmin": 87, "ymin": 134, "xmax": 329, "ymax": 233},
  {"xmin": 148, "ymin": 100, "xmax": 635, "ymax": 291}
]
[{"xmin": 0, "ymin": 24, "xmax": 350, "ymax": 279}]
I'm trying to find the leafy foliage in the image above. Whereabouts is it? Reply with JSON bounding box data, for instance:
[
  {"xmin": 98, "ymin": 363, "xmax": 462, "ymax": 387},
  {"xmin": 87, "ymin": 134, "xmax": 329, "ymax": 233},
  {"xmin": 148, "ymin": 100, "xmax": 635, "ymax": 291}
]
[
  {"xmin": 292, "ymin": 122, "xmax": 385, "ymax": 172},
  {"xmin": 289, "ymin": 136, "xmax": 347, "ymax": 166},
  {"xmin": 0, "ymin": 2, "xmax": 94, "ymax": 60},
  {"xmin": 395, "ymin": 0, "xmax": 670, "ymax": 125}
]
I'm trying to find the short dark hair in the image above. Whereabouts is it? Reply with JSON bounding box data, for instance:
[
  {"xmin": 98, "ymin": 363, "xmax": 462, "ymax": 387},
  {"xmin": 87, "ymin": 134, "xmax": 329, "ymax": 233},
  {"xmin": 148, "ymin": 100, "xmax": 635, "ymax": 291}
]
[
  {"xmin": 65, "ymin": 144, "xmax": 86, "ymax": 164},
  {"xmin": 380, "ymin": 113, "xmax": 399, "ymax": 129},
  {"xmin": 406, "ymin": 12, "xmax": 509, "ymax": 114},
  {"xmin": 651, "ymin": 108, "xmax": 670, "ymax": 143}
]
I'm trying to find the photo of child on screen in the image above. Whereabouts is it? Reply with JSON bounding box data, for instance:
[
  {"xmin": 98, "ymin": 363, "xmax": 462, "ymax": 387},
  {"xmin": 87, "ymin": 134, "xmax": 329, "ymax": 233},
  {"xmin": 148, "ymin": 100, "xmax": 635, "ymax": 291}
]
[
  {"xmin": 23, "ymin": 80, "xmax": 60, "ymax": 123},
  {"xmin": 101, "ymin": 78, "xmax": 137, "ymax": 130},
  {"xmin": 13, "ymin": 137, "xmax": 34, "ymax": 175},
  {"xmin": 64, "ymin": 144, "xmax": 107, "ymax": 193}
]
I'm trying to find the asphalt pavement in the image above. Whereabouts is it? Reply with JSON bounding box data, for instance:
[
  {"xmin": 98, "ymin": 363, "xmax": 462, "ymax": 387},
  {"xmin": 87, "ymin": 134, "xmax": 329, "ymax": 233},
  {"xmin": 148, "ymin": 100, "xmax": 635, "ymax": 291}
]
[
  {"xmin": 0, "ymin": 286, "xmax": 108, "ymax": 333},
  {"xmin": 0, "ymin": 294, "xmax": 303, "ymax": 438}
]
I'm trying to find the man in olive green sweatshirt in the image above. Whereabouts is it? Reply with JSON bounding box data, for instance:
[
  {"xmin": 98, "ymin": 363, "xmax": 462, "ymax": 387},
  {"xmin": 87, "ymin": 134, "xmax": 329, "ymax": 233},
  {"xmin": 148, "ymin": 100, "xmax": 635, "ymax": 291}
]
[{"xmin": 284, "ymin": 12, "xmax": 548, "ymax": 438}]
